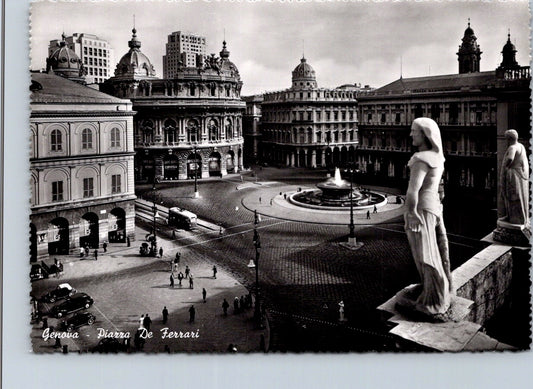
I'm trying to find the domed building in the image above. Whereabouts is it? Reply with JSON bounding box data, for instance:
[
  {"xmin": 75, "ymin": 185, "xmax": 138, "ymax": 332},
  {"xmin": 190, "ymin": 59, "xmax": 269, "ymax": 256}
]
[
  {"xmin": 259, "ymin": 56, "xmax": 358, "ymax": 168},
  {"xmin": 46, "ymin": 33, "xmax": 87, "ymax": 83},
  {"xmin": 102, "ymin": 29, "xmax": 244, "ymax": 182}
]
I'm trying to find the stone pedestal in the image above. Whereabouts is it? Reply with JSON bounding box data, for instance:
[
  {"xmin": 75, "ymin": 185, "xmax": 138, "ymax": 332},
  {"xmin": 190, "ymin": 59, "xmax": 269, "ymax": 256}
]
[
  {"xmin": 492, "ymin": 219, "xmax": 531, "ymax": 247},
  {"xmin": 339, "ymin": 236, "xmax": 364, "ymax": 251}
]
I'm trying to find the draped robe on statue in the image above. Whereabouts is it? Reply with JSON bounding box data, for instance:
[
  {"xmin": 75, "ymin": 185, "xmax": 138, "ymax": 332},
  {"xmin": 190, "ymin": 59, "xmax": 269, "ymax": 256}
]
[{"xmin": 405, "ymin": 151, "xmax": 450, "ymax": 315}]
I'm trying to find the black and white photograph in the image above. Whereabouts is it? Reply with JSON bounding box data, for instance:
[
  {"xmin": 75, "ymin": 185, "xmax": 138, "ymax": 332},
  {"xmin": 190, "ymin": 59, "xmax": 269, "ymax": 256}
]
[{"xmin": 25, "ymin": 0, "xmax": 530, "ymax": 357}]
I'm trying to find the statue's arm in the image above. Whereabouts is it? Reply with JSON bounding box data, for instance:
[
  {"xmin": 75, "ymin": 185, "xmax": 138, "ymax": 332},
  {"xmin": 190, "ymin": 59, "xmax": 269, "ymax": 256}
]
[{"xmin": 405, "ymin": 161, "xmax": 429, "ymax": 232}]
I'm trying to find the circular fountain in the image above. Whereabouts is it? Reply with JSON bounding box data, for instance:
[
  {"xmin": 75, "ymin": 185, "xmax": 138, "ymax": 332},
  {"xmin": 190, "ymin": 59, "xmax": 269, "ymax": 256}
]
[{"xmin": 289, "ymin": 168, "xmax": 387, "ymax": 211}]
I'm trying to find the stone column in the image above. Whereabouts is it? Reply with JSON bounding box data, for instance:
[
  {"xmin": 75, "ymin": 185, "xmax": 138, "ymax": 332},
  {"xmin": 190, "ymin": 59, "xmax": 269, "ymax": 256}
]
[
  {"xmin": 290, "ymin": 151, "xmax": 295, "ymax": 167},
  {"xmin": 311, "ymin": 150, "xmax": 317, "ymax": 168}
]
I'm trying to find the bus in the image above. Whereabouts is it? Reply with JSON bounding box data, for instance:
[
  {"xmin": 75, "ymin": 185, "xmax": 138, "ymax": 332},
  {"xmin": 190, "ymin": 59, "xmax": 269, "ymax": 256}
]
[{"xmin": 168, "ymin": 207, "xmax": 198, "ymax": 230}]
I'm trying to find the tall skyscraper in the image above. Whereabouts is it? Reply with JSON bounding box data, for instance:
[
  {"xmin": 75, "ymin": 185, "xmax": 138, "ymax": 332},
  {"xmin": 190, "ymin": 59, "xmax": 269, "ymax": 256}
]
[
  {"xmin": 49, "ymin": 33, "xmax": 114, "ymax": 84},
  {"xmin": 163, "ymin": 31, "xmax": 207, "ymax": 78}
]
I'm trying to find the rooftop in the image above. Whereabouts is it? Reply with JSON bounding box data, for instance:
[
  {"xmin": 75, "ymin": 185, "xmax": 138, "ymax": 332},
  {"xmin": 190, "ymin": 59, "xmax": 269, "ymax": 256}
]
[{"xmin": 30, "ymin": 72, "xmax": 129, "ymax": 104}]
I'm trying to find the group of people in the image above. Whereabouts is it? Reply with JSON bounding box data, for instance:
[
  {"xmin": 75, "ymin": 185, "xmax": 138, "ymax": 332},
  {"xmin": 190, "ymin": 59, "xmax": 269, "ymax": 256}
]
[{"xmin": 79, "ymin": 244, "xmax": 99, "ymax": 260}]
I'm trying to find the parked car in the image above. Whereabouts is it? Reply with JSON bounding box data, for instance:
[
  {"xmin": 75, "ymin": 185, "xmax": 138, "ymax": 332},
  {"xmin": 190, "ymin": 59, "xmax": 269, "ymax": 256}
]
[
  {"xmin": 50, "ymin": 293, "xmax": 94, "ymax": 318},
  {"xmin": 30, "ymin": 264, "xmax": 48, "ymax": 281},
  {"xmin": 30, "ymin": 261, "xmax": 63, "ymax": 282},
  {"xmin": 60, "ymin": 312, "xmax": 96, "ymax": 332},
  {"xmin": 92, "ymin": 338, "xmax": 128, "ymax": 353},
  {"xmin": 40, "ymin": 283, "xmax": 76, "ymax": 303}
]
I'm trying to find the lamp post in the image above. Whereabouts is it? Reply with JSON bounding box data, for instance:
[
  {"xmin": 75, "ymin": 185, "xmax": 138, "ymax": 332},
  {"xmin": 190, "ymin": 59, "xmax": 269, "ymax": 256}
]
[
  {"xmin": 248, "ymin": 209, "xmax": 262, "ymax": 327},
  {"xmin": 193, "ymin": 146, "xmax": 199, "ymax": 198},
  {"xmin": 151, "ymin": 183, "xmax": 158, "ymax": 255},
  {"xmin": 349, "ymin": 168, "xmax": 355, "ymax": 242}
]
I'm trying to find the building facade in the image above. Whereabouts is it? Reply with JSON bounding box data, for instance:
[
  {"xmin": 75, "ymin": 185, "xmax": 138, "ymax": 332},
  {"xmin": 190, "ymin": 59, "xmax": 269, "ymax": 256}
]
[
  {"xmin": 30, "ymin": 72, "xmax": 136, "ymax": 260},
  {"xmin": 49, "ymin": 33, "xmax": 114, "ymax": 84},
  {"xmin": 102, "ymin": 29, "xmax": 244, "ymax": 182},
  {"xmin": 356, "ymin": 24, "xmax": 530, "ymax": 201},
  {"xmin": 260, "ymin": 57, "xmax": 359, "ymax": 168},
  {"xmin": 242, "ymin": 94, "xmax": 263, "ymax": 166},
  {"xmin": 163, "ymin": 31, "xmax": 207, "ymax": 78}
]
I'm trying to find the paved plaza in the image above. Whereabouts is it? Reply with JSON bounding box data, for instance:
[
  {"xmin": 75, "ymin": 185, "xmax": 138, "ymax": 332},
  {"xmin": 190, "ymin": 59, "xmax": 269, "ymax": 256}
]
[
  {"xmin": 31, "ymin": 226, "xmax": 268, "ymax": 353},
  {"xmin": 131, "ymin": 167, "xmax": 489, "ymax": 351},
  {"xmin": 30, "ymin": 167, "xmax": 492, "ymax": 353}
]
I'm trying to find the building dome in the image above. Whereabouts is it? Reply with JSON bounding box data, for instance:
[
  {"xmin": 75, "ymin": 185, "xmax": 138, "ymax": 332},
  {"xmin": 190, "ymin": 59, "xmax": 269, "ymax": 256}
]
[
  {"xmin": 291, "ymin": 57, "xmax": 317, "ymax": 90},
  {"xmin": 46, "ymin": 33, "xmax": 86, "ymax": 82},
  {"xmin": 500, "ymin": 32, "xmax": 519, "ymax": 69},
  {"xmin": 114, "ymin": 28, "xmax": 156, "ymax": 78}
]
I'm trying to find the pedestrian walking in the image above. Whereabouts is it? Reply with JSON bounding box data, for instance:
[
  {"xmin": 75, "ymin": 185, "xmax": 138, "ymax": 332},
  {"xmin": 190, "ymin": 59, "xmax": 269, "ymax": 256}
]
[
  {"xmin": 170, "ymin": 273, "xmax": 175, "ymax": 288},
  {"xmin": 85, "ymin": 246, "xmax": 89, "ymax": 256},
  {"xmin": 234, "ymin": 297, "xmax": 239, "ymax": 314},
  {"xmin": 189, "ymin": 305, "xmax": 196, "ymax": 323},
  {"xmin": 246, "ymin": 293, "xmax": 253, "ymax": 309},
  {"xmin": 212, "ymin": 265, "xmax": 217, "ymax": 279},
  {"xmin": 366, "ymin": 210, "xmax": 371, "ymax": 220},
  {"xmin": 177, "ymin": 272, "xmax": 184, "ymax": 287},
  {"xmin": 139, "ymin": 314, "xmax": 145, "ymax": 329},
  {"xmin": 102, "ymin": 242, "xmax": 108, "ymax": 253},
  {"xmin": 94, "ymin": 249, "xmax": 98, "ymax": 260},
  {"xmin": 284, "ymin": 193, "xmax": 287, "ymax": 200},
  {"xmin": 174, "ymin": 252, "xmax": 181, "ymax": 265},
  {"xmin": 259, "ymin": 197, "xmax": 262, "ymax": 204},
  {"xmin": 270, "ymin": 198, "xmax": 273, "ymax": 206},
  {"xmin": 240, "ymin": 296, "xmax": 246, "ymax": 310},
  {"xmin": 162, "ymin": 306, "xmax": 168, "ymax": 324},
  {"xmin": 159, "ymin": 247, "xmax": 164, "ymax": 258},
  {"xmin": 143, "ymin": 314, "xmax": 152, "ymax": 332},
  {"xmin": 222, "ymin": 299, "xmax": 229, "ymax": 316},
  {"xmin": 373, "ymin": 205, "xmax": 377, "ymax": 214},
  {"xmin": 185, "ymin": 266, "xmax": 190, "ymax": 278},
  {"xmin": 79, "ymin": 247, "xmax": 84, "ymax": 257},
  {"xmin": 189, "ymin": 275, "xmax": 194, "ymax": 289},
  {"xmin": 127, "ymin": 236, "xmax": 131, "ymax": 247},
  {"xmin": 202, "ymin": 288, "xmax": 207, "ymax": 303}
]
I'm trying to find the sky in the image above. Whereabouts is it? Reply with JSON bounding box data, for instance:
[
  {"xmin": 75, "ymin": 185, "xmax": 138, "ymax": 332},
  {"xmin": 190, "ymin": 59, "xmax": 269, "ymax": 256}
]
[{"xmin": 30, "ymin": 0, "xmax": 530, "ymax": 96}]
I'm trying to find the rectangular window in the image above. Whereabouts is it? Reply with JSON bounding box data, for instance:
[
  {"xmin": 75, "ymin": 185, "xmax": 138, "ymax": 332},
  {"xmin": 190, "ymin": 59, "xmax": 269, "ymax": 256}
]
[
  {"xmin": 334, "ymin": 112, "xmax": 338, "ymax": 120},
  {"xmin": 83, "ymin": 177, "xmax": 94, "ymax": 198},
  {"xmin": 307, "ymin": 112, "xmax": 312, "ymax": 121},
  {"xmin": 381, "ymin": 113, "xmax": 386, "ymax": 123},
  {"xmin": 111, "ymin": 174, "xmax": 121, "ymax": 194},
  {"xmin": 52, "ymin": 181, "xmax": 64, "ymax": 202},
  {"xmin": 395, "ymin": 112, "xmax": 401, "ymax": 123}
]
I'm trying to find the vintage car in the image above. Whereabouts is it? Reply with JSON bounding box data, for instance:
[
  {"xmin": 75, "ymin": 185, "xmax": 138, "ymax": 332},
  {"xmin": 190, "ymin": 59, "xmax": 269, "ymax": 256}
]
[
  {"xmin": 30, "ymin": 261, "xmax": 63, "ymax": 282},
  {"xmin": 50, "ymin": 293, "xmax": 94, "ymax": 318},
  {"xmin": 92, "ymin": 338, "xmax": 128, "ymax": 353},
  {"xmin": 40, "ymin": 283, "xmax": 76, "ymax": 303},
  {"xmin": 60, "ymin": 312, "xmax": 96, "ymax": 332},
  {"xmin": 30, "ymin": 264, "xmax": 48, "ymax": 281}
]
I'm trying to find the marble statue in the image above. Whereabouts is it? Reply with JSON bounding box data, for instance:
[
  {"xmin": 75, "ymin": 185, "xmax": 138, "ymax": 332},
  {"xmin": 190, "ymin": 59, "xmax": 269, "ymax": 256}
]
[
  {"xmin": 499, "ymin": 129, "xmax": 529, "ymax": 226},
  {"xmin": 401, "ymin": 118, "xmax": 452, "ymax": 317}
]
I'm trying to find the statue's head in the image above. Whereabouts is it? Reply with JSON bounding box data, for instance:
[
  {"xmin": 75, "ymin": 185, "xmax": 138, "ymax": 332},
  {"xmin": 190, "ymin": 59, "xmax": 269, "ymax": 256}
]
[
  {"xmin": 505, "ymin": 129, "xmax": 519, "ymax": 144},
  {"xmin": 411, "ymin": 117, "xmax": 443, "ymax": 155}
]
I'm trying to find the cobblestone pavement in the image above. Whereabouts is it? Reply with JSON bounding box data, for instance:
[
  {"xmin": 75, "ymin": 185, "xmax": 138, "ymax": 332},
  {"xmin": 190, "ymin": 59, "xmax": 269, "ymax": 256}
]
[
  {"xmin": 31, "ymin": 226, "xmax": 268, "ymax": 354},
  {"xmin": 134, "ymin": 167, "xmax": 489, "ymax": 352}
]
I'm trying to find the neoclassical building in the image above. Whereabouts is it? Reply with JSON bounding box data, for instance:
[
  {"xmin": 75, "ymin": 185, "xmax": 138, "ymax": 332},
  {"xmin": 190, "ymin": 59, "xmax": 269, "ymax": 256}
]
[
  {"xmin": 30, "ymin": 69, "xmax": 136, "ymax": 260},
  {"xmin": 356, "ymin": 23, "xmax": 530, "ymax": 199},
  {"xmin": 101, "ymin": 28, "xmax": 245, "ymax": 182},
  {"xmin": 260, "ymin": 57, "xmax": 359, "ymax": 168}
]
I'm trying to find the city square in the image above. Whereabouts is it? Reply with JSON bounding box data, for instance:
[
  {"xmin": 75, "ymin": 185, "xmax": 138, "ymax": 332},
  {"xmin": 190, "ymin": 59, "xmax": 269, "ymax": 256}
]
[{"xmin": 26, "ymin": 0, "xmax": 530, "ymax": 357}]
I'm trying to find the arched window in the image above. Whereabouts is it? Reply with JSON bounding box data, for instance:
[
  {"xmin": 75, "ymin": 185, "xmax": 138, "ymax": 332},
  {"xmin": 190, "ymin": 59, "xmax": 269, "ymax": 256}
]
[
  {"xmin": 164, "ymin": 119, "xmax": 177, "ymax": 144},
  {"xmin": 190, "ymin": 84, "xmax": 196, "ymax": 96},
  {"xmin": 82, "ymin": 128, "xmax": 93, "ymax": 150},
  {"xmin": 187, "ymin": 120, "xmax": 199, "ymax": 143},
  {"xmin": 224, "ymin": 119, "xmax": 232, "ymax": 140},
  {"xmin": 208, "ymin": 120, "xmax": 218, "ymax": 141},
  {"xmin": 50, "ymin": 129, "xmax": 62, "ymax": 151},
  {"xmin": 110, "ymin": 128, "xmax": 121, "ymax": 148},
  {"xmin": 142, "ymin": 120, "xmax": 154, "ymax": 144}
]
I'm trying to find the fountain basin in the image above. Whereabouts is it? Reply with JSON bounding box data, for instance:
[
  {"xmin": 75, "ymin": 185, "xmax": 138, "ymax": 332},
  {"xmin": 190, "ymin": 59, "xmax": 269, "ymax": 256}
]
[{"xmin": 289, "ymin": 189, "xmax": 387, "ymax": 211}]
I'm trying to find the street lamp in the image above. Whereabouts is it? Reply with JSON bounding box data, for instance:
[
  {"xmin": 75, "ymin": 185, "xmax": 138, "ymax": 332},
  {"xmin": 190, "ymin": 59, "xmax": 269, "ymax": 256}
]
[
  {"xmin": 248, "ymin": 209, "xmax": 262, "ymax": 327},
  {"xmin": 193, "ymin": 146, "xmax": 199, "ymax": 198},
  {"xmin": 150, "ymin": 183, "xmax": 159, "ymax": 256},
  {"xmin": 349, "ymin": 167, "xmax": 355, "ymax": 243}
]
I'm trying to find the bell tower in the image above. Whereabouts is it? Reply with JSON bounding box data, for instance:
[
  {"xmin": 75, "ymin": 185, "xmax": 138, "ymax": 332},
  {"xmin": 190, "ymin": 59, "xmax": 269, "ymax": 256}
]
[{"xmin": 457, "ymin": 19, "xmax": 482, "ymax": 74}]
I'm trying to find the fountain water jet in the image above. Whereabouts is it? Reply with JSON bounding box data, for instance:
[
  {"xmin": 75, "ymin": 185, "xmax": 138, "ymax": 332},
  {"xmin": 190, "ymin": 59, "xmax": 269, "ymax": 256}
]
[{"xmin": 289, "ymin": 168, "xmax": 387, "ymax": 211}]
